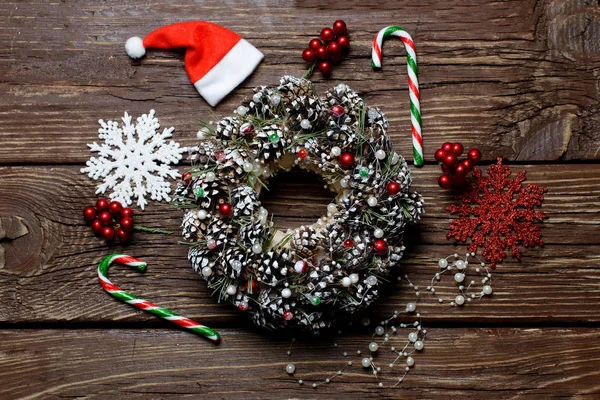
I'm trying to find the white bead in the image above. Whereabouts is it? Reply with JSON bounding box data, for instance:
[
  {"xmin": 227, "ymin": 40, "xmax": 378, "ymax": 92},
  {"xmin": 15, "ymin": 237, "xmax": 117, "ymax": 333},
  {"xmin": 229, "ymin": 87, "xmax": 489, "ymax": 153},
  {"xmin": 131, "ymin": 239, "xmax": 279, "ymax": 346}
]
[
  {"xmin": 282, "ymin": 288, "xmax": 292, "ymax": 298},
  {"xmin": 438, "ymin": 258, "xmax": 448, "ymax": 268},
  {"xmin": 375, "ymin": 150, "xmax": 386, "ymax": 160},
  {"xmin": 252, "ymin": 243, "xmax": 262, "ymax": 254},
  {"xmin": 369, "ymin": 342, "xmax": 379, "ymax": 352},
  {"xmin": 252, "ymin": 93, "xmax": 262, "ymax": 103},
  {"xmin": 408, "ymin": 332, "xmax": 418, "ymax": 342},
  {"xmin": 406, "ymin": 357, "xmax": 415, "ymax": 367},
  {"xmin": 231, "ymin": 260, "xmax": 242, "ymax": 270},
  {"xmin": 455, "ymin": 295, "xmax": 465, "ymax": 305},
  {"xmin": 205, "ymin": 172, "xmax": 216, "ymax": 182},
  {"xmin": 366, "ymin": 275, "xmax": 377, "ymax": 286},
  {"xmin": 327, "ymin": 203, "xmax": 337, "ymax": 213},
  {"xmin": 300, "ymin": 119, "xmax": 311, "ymax": 129},
  {"xmin": 361, "ymin": 357, "xmax": 371, "ymax": 368},
  {"xmin": 375, "ymin": 326, "xmax": 385, "ymax": 336},
  {"xmin": 391, "ymin": 153, "xmax": 400, "ymax": 165},
  {"xmin": 340, "ymin": 178, "xmax": 349, "ymax": 188},
  {"xmin": 270, "ymin": 94, "xmax": 281, "ymax": 106},
  {"xmin": 454, "ymin": 273, "xmax": 465, "ymax": 283},
  {"xmin": 206, "ymin": 238, "xmax": 217, "ymax": 249},
  {"xmin": 374, "ymin": 228, "xmax": 384, "ymax": 238},
  {"xmin": 483, "ymin": 285, "xmax": 493, "ymax": 295},
  {"xmin": 367, "ymin": 196, "xmax": 378, "ymax": 207},
  {"xmin": 285, "ymin": 363, "xmax": 296, "ymax": 374},
  {"xmin": 226, "ymin": 285, "xmax": 237, "ymax": 295},
  {"xmin": 236, "ymin": 106, "xmax": 247, "ymax": 116},
  {"xmin": 331, "ymin": 146, "xmax": 341, "ymax": 157},
  {"xmin": 405, "ymin": 302, "xmax": 416, "ymax": 313},
  {"xmin": 294, "ymin": 260, "xmax": 307, "ymax": 274},
  {"xmin": 414, "ymin": 340, "xmax": 424, "ymax": 351},
  {"xmin": 455, "ymin": 260, "xmax": 466, "ymax": 269},
  {"xmin": 196, "ymin": 128, "xmax": 208, "ymax": 139},
  {"xmin": 243, "ymin": 162, "xmax": 254, "ymax": 173},
  {"xmin": 349, "ymin": 273, "xmax": 359, "ymax": 284},
  {"xmin": 197, "ymin": 210, "xmax": 207, "ymax": 220},
  {"xmin": 341, "ymin": 277, "xmax": 351, "ymax": 287},
  {"xmin": 201, "ymin": 267, "xmax": 212, "ymax": 277}
]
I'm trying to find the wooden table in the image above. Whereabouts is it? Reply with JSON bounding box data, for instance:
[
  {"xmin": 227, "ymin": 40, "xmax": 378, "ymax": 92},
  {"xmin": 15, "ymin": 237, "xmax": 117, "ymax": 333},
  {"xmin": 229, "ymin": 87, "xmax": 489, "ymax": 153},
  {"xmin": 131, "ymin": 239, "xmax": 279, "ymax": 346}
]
[{"xmin": 1, "ymin": 1, "xmax": 600, "ymax": 398}]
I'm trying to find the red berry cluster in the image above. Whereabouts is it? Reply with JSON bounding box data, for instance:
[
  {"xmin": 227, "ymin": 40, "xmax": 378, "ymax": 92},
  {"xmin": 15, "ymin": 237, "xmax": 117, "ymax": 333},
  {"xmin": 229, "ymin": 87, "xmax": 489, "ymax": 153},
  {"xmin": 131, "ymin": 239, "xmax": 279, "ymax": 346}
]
[
  {"xmin": 435, "ymin": 142, "xmax": 482, "ymax": 189},
  {"xmin": 83, "ymin": 198, "xmax": 134, "ymax": 242},
  {"xmin": 301, "ymin": 20, "xmax": 350, "ymax": 76}
]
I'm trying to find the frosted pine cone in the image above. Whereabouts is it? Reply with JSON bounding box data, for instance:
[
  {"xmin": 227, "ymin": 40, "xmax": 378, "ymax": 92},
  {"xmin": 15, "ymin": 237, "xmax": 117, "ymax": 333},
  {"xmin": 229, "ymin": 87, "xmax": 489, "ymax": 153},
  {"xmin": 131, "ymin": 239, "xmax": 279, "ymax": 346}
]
[
  {"xmin": 217, "ymin": 147, "xmax": 251, "ymax": 184},
  {"xmin": 278, "ymin": 75, "xmax": 315, "ymax": 98},
  {"xmin": 325, "ymin": 83, "xmax": 365, "ymax": 127},
  {"xmin": 181, "ymin": 210, "xmax": 210, "ymax": 241},
  {"xmin": 254, "ymin": 124, "xmax": 287, "ymax": 162},
  {"xmin": 191, "ymin": 177, "xmax": 229, "ymax": 210},
  {"xmin": 286, "ymin": 96, "xmax": 326, "ymax": 131},
  {"xmin": 243, "ymin": 86, "xmax": 281, "ymax": 119},
  {"xmin": 255, "ymin": 250, "xmax": 290, "ymax": 285},
  {"xmin": 189, "ymin": 247, "xmax": 218, "ymax": 275},
  {"xmin": 231, "ymin": 186, "xmax": 260, "ymax": 217},
  {"xmin": 206, "ymin": 217, "xmax": 235, "ymax": 248},
  {"xmin": 214, "ymin": 116, "xmax": 243, "ymax": 142},
  {"xmin": 292, "ymin": 225, "xmax": 321, "ymax": 257}
]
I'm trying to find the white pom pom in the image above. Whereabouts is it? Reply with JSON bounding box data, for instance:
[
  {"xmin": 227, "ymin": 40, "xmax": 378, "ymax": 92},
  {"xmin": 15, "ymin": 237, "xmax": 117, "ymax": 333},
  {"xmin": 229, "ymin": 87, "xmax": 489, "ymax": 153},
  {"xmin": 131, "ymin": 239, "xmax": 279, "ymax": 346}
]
[{"xmin": 125, "ymin": 36, "xmax": 145, "ymax": 59}]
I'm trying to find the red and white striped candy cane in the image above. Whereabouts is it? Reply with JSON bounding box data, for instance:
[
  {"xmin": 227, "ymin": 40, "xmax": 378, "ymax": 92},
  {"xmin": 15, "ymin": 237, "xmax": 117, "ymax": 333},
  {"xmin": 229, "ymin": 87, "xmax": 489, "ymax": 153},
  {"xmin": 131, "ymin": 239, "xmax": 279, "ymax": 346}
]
[{"xmin": 372, "ymin": 26, "xmax": 423, "ymax": 167}]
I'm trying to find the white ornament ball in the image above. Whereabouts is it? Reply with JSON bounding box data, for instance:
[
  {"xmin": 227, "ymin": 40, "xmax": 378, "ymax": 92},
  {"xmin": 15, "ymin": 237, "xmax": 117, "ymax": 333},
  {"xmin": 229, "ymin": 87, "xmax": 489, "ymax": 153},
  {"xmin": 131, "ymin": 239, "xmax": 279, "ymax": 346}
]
[
  {"xmin": 243, "ymin": 162, "xmax": 254, "ymax": 173},
  {"xmin": 226, "ymin": 285, "xmax": 237, "ymax": 296},
  {"xmin": 455, "ymin": 295, "xmax": 465, "ymax": 305},
  {"xmin": 205, "ymin": 172, "xmax": 216, "ymax": 182},
  {"xmin": 349, "ymin": 273, "xmax": 359, "ymax": 284},
  {"xmin": 366, "ymin": 275, "xmax": 378, "ymax": 286},
  {"xmin": 438, "ymin": 258, "xmax": 448, "ymax": 269},
  {"xmin": 331, "ymin": 146, "xmax": 341, "ymax": 157},
  {"xmin": 294, "ymin": 260, "xmax": 308, "ymax": 274},
  {"xmin": 483, "ymin": 285, "xmax": 493, "ymax": 295},
  {"xmin": 369, "ymin": 342, "xmax": 379, "ymax": 352},
  {"xmin": 252, "ymin": 243, "xmax": 263, "ymax": 254},
  {"xmin": 454, "ymin": 273, "xmax": 465, "ymax": 283},
  {"xmin": 406, "ymin": 302, "xmax": 416, "ymax": 313},
  {"xmin": 341, "ymin": 277, "xmax": 352, "ymax": 287},
  {"xmin": 375, "ymin": 150, "xmax": 386, "ymax": 160},
  {"xmin": 197, "ymin": 210, "xmax": 207, "ymax": 220},
  {"xmin": 361, "ymin": 357, "xmax": 372, "ymax": 368},
  {"xmin": 414, "ymin": 340, "xmax": 424, "ymax": 351},
  {"xmin": 374, "ymin": 228, "xmax": 384, "ymax": 238},
  {"xmin": 201, "ymin": 267, "xmax": 212, "ymax": 277},
  {"xmin": 282, "ymin": 288, "xmax": 292, "ymax": 298},
  {"xmin": 455, "ymin": 260, "xmax": 466, "ymax": 270},
  {"xmin": 271, "ymin": 94, "xmax": 281, "ymax": 106},
  {"xmin": 300, "ymin": 119, "xmax": 311, "ymax": 130},
  {"xmin": 236, "ymin": 106, "xmax": 248, "ymax": 116},
  {"xmin": 406, "ymin": 356, "xmax": 415, "ymax": 367},
  {"xmin": 408, "ymin": 332, "xmax": 418, "ymax": 343},
  {"xmin": 367, "ymin": 196, "xmax": 378, "ymax": 207},
  {"xmin": 375, "ymin": 326, "xmax": 385, "ymax": 336},
  {"xmin": 340, "ymin": 178, "xmax": 349, "ymax": 188},
  {"xmin": 286, "ymin": 363, "xmax": 296, "ymax": 374},
  {"xmin": 327, "ymin": 203, "xmax": 337, "ymax": 214},
  {"xmin": 252, "ymin": 93, "xmax": 262, "ymax": 103}
]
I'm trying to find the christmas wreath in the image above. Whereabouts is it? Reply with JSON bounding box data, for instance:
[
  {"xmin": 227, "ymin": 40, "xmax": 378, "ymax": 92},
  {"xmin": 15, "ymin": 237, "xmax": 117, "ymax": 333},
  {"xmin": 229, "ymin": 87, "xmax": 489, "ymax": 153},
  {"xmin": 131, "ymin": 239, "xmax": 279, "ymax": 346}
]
[{"xmin": 175, "ymin": 76, "xmax": 424, "ymax": 331}]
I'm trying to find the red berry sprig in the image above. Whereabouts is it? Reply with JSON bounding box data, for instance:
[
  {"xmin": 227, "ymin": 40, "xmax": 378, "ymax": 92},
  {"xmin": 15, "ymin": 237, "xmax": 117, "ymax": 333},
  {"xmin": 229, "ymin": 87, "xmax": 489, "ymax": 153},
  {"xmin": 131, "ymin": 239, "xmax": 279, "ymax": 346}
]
[
  {"xmin": 435, "ymin": 142, "xmax": 482, "ymax": 189},
  {"xmin": 302, "ymin": 20, "xmax": 350, "ymax": 77},
  {"xmin": 83, "ymin": 198, "xmax": 134, "ymax": 242}
]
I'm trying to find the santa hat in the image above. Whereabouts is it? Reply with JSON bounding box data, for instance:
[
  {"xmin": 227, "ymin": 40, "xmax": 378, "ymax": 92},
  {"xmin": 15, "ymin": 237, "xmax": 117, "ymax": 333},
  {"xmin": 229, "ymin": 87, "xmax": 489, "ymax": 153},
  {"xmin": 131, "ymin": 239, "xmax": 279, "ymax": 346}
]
[{"xmin": 125, "ymin": 21, "xmax": 264, "ymax": 107}]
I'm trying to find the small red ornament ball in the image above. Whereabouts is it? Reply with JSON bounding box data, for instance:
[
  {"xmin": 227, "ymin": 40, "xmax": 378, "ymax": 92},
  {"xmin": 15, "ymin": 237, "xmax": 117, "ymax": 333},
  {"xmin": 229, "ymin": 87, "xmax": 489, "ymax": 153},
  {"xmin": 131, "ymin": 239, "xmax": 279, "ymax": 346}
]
[
  {"xmin": 441, "ymin": 142, "xmax": 452, "ymax": 152},
  {"xmin": 331, "ymin": 104, "xmax": 344, "ymax": 117},
  {"xmin": 91, "ymin": 219, "xmax": 103, "ymax": 234},
  {"xmin": 320, "ymin": 27, "xmax": 336, "ymax": 42},
  {"xmin": 467, "ymin": 148, "xmax": 482, "ymax": 164},
  {"xmin": 318, "ymin": 61, "xmax": 332, "ymax": 76},
  {"xmin": 238, "ymin": 301, "xmax": 249, "ymax": 311},
  {"xmin": 309, "ymin": 38, "xmax": 322, "ymax": 50},
  {"xmin": 283, "ymin": 310, "xmax": 294, "ymax": 321},
  {"xmin": 327, "ymin": 41, "xmax": 342, "ymax": 59},
  {"xmin": 434, "ymin": 149, "xmax": 447, "ymax": 162},
  {"xmin": 451, "ymin": 142, "xmax": 464, "ymax": 156},
  {"xmin": 387, "ymin": 181, "xmax": 401, "ymax": 196},
  {"xmin": 339, "ymin": 152, "xmax": 355, "ymax": 169},
  {"xmin": 120, "ymin": 207, "xmax": 134, "ymax": 219},
  {"xmin": 343, "ymin": 239, "xmax": 354, "ymax": 248},
  {"xmin": 95, "ymin": 198, "xmax": 109, "ymax": 212},
  {"xmin": 298, "ymin": 148, "xmax": 307, "ymax": 159},
  {"xmin": 99, "ymin": 211, "xmax": 113, "ymax": 226},
  {"xmin": 302, "ymin": 48, "xmax": 315, "ymax": 62},
  {"xmin": 373, "ymin": 239, "xmax": 389, "ymax": 254},
  {"xmin": 120, "ymin": 217, "xmax": 134, "ymax": 232},
  {"xmin": 219, "ymin": 203, "xmax": 233, "ymax": 217},
  {"xmin": 83, "ymin": 206, "xmax": 96, "ymax": 221},
  {"xmin": 333, "ymin": 20, "xmax": 348, "ymax": 36},
  {"xmin": 337, "ymin": 35, "xmax": 350, "ymax": 49},
  {"xmin": 101, "ymin": 226, "xmax": 115, "ymax": 241},
  {"xmin": 444, "ymin": 153, "xmax": 458, "ymax": 167},
  {"xmin": 315, "ymin": 46, "xmax": 328, "ymax": 60},
  {"xmin": 182, "ymin": 172, "xmax": 192, "ymax": 184},
  {"xmin": 438, "ymin": 174, "xmax": 453, "ymax": 189},
  {"xmin": 454, "ymin": 163, "xmax": 468, "ymax": 177},
  {"xmin": 461, "ymin": 159, "xmax": 473, "ymax": 172},
  {"xmin": 116, "ymin": 228, "xmax": 130, "ymax": 242},
  {"xmin": 108, "ymin": 201, "xmax": 122, "ymax": 215}
]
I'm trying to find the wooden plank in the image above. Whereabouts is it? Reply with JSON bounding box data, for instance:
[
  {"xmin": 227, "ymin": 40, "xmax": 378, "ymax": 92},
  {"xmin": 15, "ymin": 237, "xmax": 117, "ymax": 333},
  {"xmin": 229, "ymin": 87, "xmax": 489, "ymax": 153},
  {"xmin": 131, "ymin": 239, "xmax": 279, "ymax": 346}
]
[
  {"xmin": 0, "ymin": 327, "xmax": 599, "ymax": 399},
  {"xmin": 0, "ymin": 164, "xmax": 599, "ymax": 324},
  {"xmin": 0, "ymin": 0, "xmax": 599, "ymax": 163}
]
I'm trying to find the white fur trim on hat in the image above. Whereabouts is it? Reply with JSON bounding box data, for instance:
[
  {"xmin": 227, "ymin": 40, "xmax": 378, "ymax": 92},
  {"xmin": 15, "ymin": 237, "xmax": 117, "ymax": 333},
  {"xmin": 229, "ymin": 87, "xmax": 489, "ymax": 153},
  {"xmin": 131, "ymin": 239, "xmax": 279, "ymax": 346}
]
[{"xmin": 125, "ymin": 36, "xmax": 145, "ymax": 59}]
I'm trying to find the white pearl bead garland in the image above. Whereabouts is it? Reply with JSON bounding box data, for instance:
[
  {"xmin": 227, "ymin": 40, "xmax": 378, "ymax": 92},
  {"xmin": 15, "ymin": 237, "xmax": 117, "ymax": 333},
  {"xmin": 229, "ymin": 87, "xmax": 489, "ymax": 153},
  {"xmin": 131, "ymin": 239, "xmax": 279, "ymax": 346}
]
[
  {"xmin": 374, "ymin": 228, "xmax": 384, "ymax": 238},
  {"xmin": 252, "ymin": 243, "xmax": 262, "ymax": 254},
  {"xmin": 226, "ymin": 284, "xmax": 237, "ymax": 295},
  {"xmin": 236, "ymin": 105, "xmax": 248, "ymax": 116},
  {"xmin": 375, "ymin": 150, "xmax": 386, "ymax": 160},
  {"xmin": 300, "ymin": 119, "xmax": 311, "ymax": 130},
  {"xmin": 367, "ymin": 196, "xmax": 378, "ymax": 207},
  {"xmin": 331, "ymin": 146, "xmax": 341, "ymax": 157},
  {"xmin": 282, "ymin": 288, "xmax": 292, "ymax": 298},
  {"xmin": 197, "ymin": 210, "xmax": 207, "ymax": 220},
  {"xmin": 201, "ymin": 267, "xmax": 212, "ymax": 277}
]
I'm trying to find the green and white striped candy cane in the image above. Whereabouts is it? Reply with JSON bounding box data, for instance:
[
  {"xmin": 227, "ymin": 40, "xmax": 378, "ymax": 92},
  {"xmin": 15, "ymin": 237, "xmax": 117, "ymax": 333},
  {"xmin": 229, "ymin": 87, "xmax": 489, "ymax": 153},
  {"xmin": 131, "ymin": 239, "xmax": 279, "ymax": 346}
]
[
  {"xmin": 98, "ymin": 254, "xmax": 220, "ymax": 343},
  {"xmin": 372, "ymin": 25, "xmax": 423, "ymax": 167}
]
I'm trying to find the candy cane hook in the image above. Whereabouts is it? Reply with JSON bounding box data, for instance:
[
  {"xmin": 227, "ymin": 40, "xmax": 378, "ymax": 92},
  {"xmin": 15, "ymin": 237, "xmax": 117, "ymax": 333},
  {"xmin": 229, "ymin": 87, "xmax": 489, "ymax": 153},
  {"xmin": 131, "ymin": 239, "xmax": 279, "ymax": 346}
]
[
  {"xmin": 98, "ymin": 254, "xmax": 220, "ymax": 343},
  {"xmin": 372, "ymin": 26, "xmax": 423, "ymax": 167}
]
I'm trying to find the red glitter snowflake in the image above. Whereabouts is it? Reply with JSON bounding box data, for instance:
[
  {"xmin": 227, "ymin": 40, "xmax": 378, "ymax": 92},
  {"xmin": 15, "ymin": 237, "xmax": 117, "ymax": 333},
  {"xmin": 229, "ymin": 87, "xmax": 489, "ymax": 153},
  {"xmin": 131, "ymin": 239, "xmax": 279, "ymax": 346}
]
[{"xmin": 446, "ymin": 158, "xmax": 547, "ymax": 268}]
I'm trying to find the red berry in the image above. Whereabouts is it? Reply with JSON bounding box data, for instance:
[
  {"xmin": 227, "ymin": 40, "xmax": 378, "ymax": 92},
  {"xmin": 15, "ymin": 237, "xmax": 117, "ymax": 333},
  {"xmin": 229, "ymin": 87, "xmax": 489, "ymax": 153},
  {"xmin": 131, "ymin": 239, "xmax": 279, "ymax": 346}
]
[
  {"xmin": 283, "ymin": 310, "xmax": 293, "ymax": 321},
  {"xmin": 242, "ymin": 124, "xmax": 254, "ymax": 136},
  {"xmin": 116, "ymin": 228, "xmax": 131, "ymax": 242},
  {"xmin": 91, "ymin": 219, "xmax": 103, "ymax": 234},
  {"xmin": 302, "ymin": 48, "xmax": 315, "ymax": 62},
  {"xmin": 320, "ymin": 28, "xmax": 336, "ymax": 42},
  {"xmin": 99, "ymin": 211, "xmax": 113, "ymax": 226},
  {"xmin": 219, "ymin": 203, "xmax": 233, "ymax": 217},
  {"xmin": 373, "ymin": 239, "xmax": 389, "ymax": 254},
  {"xmin": 83, "ymin": 206, "xmax": 96, "ymax": 221},
  {"xmin": 95, "ymin": 198, "xmax": 109, "ymax": 212},
  {"xmin": 298, "ymin": 148, "xmax": 307, "ymax": 159},
  {"xmin": 438, "ymin": 174, "xmax": 453, "ymax": 189},
  {"xmin": 120, "ymin": 207, "xmax": 134, "ymax": 219},
  {"xmin": 108, "ymin": 201, "xmax": 122, "ymax": 215},
  {"xmin": 461, "ymin": 159, "xmax": 473, "ymax": 171},
  {"xmin": 315, "ymin": 46, "xmax": 328, "ymax": 60},
  {"xmin": 343, "ymin": 239, "xmax": 354, "ymax": 248},
  {"xmin": 441, "ymin": 142, "xmax": 452, "ymax": 152},
  {"xmin": 331, "ymin": 105, "xmax": 344, "ymax": 117},
  {"xmin": 333, "ymin": 20, "xmax": 348, "ymax": 36},
  {"xmin": 215, "ymin": 151, "xmax": 226, "ymax": 162},
  {"xmin": 327, "ymin": 41, "xmax": 341, "ymax": 59},
  {"xmin": 337, "ymin": 35, "xmax": 350, "ymax": 49},
  {"xmin": 318, "ymin": 61, "xmax": 332, "ymax": 76},
  {"xmin": 451, "ymin": 143, "xmax": 464, "ymax": 156},
  {"xmin": 387, "ymin": 181, "xmax": 401, "ymax": 196},
  {"xmin": 434, "ymin": 149, "xmax": 447, "ymax": 162},
  {"xmin": 443, "ymin": 153, "xmax": 458, "ymax": 167},
  {"xmin": 238, "ymin": 301, "xmax": 249, "ymax": 311},
  {"xmin": 101, "ymin": 226, "xmax": 115, "ymax": 241},
  {"xmin": 339, "ymin": 153, "xmax": 355, "ymax": 169},
  {"xmin": 309, "ymin": 38, "xmax": 322, "ymax": 50},
  {"xmin": 455, "ymin": 163, "xmax": 468, "ymax": 177},
  {"xmin": 441, "ymin": 164, "xmax": 452, "ymax": 174},
  {"xmin": 182, "ymin": 172, "xmax": 192, "ymax": 184},
  {"xmin": 120, "ymin": 217, "xmax": 134, "ymax": 232},
  {"xmin": 467, "ymin": 148, "xmax": 482, "ymax": 164}
]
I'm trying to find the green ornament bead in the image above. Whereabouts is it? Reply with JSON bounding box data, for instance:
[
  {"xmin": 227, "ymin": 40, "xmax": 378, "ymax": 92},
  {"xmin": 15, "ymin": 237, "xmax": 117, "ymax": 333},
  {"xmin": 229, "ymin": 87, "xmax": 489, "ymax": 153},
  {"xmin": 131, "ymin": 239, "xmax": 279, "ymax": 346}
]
[
  {"xmin": 311, "ymin": 296, "xmax": 321, "ymax": 306},
  {"xmin": 269, "ymin": 133, "xmax": 279, "ymax": 143},
  {"xmin": 359, "ymin": 167, "xmax": 369, "ymax": 178},
  {"xmin": 195, "ymin": 188, "xmax": 205, "ymax": 198}
]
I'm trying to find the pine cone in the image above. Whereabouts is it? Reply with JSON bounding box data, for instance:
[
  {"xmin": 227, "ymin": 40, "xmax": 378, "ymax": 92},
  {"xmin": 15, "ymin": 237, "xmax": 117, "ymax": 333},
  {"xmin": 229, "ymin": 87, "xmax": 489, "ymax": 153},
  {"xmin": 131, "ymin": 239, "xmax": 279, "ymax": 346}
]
[
  {"xmin": 194, "ymin": 139, "xmax": 220, "ymax": 167},
  {"xmin": 189, "ymin": 247, "xmax": 218, "ymax": 275},
  {"xmin": 324, "ymin": 83, "xmax": 365, "ymax": 127},
  {"xmin": 253, "ymin": 124, "xmax": 287, "ymax": 162},
  {"xmin": 181, "ymin": 210, "xmax": 210, "ymax": 241},
  {"xmin": 285, "ymin": 95, "xmax": 326, "ymax": 131},
  {"xmin": 206, "ymin": 217, "xmax": 235, "ymax": 248},
  {"xmin": 217, "ymin": 147, "xmax": 251, "ymax": 184},
  {"xmin": 222, "ymin": 247, "xmax": 250, "ymax": 279},
  {"xmin": 292, "ymin": 225, "xmax": 321, "ymax": 257},
  {"xmin": 278, "ymin": 75, "xmax": 315, "ymax": 98},
  {"xmin": 243, "ymin": 86, "xmax": 281, "ymax": 119},
  {"xmin": 214, "ymin": 116, "xmax": 243, "ymax": 141},
  {"xmin": 238, "ymin": 219, "xmax": 268, "ymax": 246},
  {"xmin": 256, "ymin": 250, "xmax": 290, "ymax": 285},
  {"xmin": 365, "ymin": 107, "xmax": 389, "ymax": 138},
  {"xmin": 231, "ymin": 186, "xmax": 260, "ymax": 218},
  {"xmin": 191, "ymin": 177, "xmax": 229, "ymax": 210}
]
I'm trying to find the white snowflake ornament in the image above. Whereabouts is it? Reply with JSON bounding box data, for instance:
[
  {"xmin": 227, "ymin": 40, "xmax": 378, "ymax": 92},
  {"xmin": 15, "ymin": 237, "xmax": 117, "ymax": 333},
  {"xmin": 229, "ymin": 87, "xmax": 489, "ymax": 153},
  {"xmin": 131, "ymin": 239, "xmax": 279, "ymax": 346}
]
[{"xmin": 81, "ymin": 109, "xmax": 185, "ymax": 209}]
